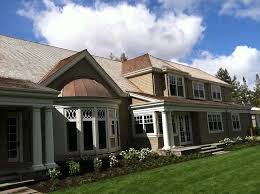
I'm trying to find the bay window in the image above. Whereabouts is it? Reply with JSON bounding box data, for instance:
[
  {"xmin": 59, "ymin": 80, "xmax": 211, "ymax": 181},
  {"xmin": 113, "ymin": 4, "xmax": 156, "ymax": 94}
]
[
  {"xmin": 169, "ymin": 74, "xmax": 185, "ymax": 97},
  {"xmin": 64, "ymin": 107, "xmax": 120, "ymax": 153},
  {"xmin": 207, "ymin": 113, "xmax": 223, "ymax": 133},
  {"xmin": 193, "ymin": 82, "xmax": 205, "ymax": 99},
  {"xmin": 211, "ymin": 85, "xmax": 222, "ymax": 101},
  {"xmin": 232, "ymin": 113, "xmax": 241, "ymax": 131}
]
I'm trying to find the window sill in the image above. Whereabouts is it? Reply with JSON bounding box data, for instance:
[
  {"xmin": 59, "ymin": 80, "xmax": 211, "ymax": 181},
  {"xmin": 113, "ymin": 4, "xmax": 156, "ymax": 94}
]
[{"xmin": 208, "ymin": 130, "xmax": 224, "ymax": 134}]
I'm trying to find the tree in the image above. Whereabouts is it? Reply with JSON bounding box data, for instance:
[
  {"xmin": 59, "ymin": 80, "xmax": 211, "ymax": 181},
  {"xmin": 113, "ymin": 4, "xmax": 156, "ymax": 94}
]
[
  {"xmin": 240, "ymin": 77, "xmax": 252, "ymax": 105},
  {"xmin": 231, "ymin": 75, "xmax": 242, "ymax": 104},
  {"xmin": 252, "ymin": 74, "xmax": 260, "ymax": 106},
  {"xmin": 216, "ymin": 68, "xmax": 232, "ymax": 84}
]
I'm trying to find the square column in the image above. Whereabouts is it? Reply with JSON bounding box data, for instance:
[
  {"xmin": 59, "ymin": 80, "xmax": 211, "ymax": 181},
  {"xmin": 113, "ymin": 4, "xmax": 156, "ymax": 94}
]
[
  {"xmin": 45, "ymin": 107, "xmax": 57, "ymax": 168},
  {"xmin": 32, "ymin": 107, "xmax": 44, "ymax": 170},
  {"xmin": 161, "ymin": 111, "xmax": 171, "ymax": 150}
]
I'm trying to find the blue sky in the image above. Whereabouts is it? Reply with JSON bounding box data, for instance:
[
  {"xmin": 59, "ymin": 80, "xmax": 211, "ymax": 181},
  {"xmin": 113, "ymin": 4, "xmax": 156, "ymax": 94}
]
[{"xmin": 1, "ymin": 0, "xmax": 260, "ymax": 85}]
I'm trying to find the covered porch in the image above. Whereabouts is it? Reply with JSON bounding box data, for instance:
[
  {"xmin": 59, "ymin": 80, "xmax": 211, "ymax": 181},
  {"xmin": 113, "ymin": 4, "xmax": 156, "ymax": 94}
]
[{"xmin": 0, "ymin": 78, "xmax": 59, "ymax": 175}]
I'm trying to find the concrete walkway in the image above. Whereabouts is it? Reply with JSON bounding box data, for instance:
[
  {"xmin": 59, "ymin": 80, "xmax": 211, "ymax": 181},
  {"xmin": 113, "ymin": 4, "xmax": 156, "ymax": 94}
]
[{"xmin": 0, "ymin": 186, "xmax": 41, "ymax": 194}]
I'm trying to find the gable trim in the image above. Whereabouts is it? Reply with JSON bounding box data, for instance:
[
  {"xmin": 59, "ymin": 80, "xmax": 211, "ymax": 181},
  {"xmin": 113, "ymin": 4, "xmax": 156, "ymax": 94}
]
[{"xmin": 40, "ymin": 50, "xmax": 126, "ymax": 97}]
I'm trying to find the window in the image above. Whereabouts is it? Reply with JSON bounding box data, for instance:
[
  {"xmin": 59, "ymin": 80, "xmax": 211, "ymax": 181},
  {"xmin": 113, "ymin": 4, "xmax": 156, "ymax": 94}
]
[
  {"xmin": 252, "ymin": 115, "xmax": 257, "ymax": 128},
  {"xmin": 207, "ymin": 113, "xmax": 223, "ymax": 133},
  {"xmin": 232, "ymin": 113, "xmax": 241, "ymax": 131},
  {"xmin": 7, "ymin": 117, "xmax": 18, "ymax": 160},
  {"xmin": 97, "ymin": 109, "xmax": 107, "ymax": 149},
  {"xmin": 66, "ymin": 122, "xmax": 78, "ymax": 152},
  {"xmin": 65, "ymin": 109, "xmax": 78, "ymax": 152},
  {"xmin": 134, "ymin": 114, "xmax": 154, "ymax": 135},
  {"xmin": 193, "ymin": 82, "xmax": 205, "ymax": 99},
  {"xmin": 82, "ymin": 108, "xmax": 94, "ymax": 151},
  {"xmin": 211, "ymin": 85, "xmax": 222, "ymax": 101},
  {"xmin": 108, "ymin": 109, "xmax": 118, "ymax": 149},
  {"xmin": 169, "ymin": 74, "xmax": 185, "ymax": 97},
  {"xmin": 171, "ymin": 113, "xmax": 177, "ymax": 135}
]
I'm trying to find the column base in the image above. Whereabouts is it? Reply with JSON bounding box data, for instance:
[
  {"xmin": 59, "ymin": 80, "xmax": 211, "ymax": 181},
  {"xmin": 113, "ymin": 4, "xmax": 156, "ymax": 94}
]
[
  {"xmin": 32, "ymin": 164, "xmax": 44, "ymax": 171},
  {"xmin": 162, "ymin": 146, "xmax": 171, "ymax": 150},
  {"xmin": 45, "ymin": 162, "xmax": 57, "ymax": 169}
]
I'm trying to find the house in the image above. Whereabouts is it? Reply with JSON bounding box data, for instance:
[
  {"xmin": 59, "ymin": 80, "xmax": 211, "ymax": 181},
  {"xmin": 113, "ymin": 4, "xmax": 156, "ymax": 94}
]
[{"xmin": 0, "ymin": 35, "xmax": 252, "ymax": 173}]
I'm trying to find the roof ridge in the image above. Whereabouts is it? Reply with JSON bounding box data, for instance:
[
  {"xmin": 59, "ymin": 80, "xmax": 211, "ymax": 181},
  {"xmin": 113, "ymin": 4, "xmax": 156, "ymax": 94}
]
[
  {"xmin": 0, "ymin": 34, "xmax": 77, "ymax": 53},
  {"xmin": 148, "ymin": 53, "xmax": 229, "ymax": 85}
]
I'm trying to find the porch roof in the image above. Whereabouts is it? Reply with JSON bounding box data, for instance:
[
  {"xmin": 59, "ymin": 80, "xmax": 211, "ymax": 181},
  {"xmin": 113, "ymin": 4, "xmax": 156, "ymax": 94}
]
[
  {"xmin": 0, "ymin": 77, "xmax": 59, "ymax": 94},
  {"xmin": 129, "ymin": 92, "xmax": 250, "ymax": 110}
]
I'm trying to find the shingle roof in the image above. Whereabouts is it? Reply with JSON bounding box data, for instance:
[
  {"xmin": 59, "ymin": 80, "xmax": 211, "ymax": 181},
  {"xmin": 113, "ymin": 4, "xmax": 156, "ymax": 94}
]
[
  {"xmin": 0, "ymin": 77, "xmax": 58, "ymax": 93},
  {"xmin": 0, "ymin": 34, "xmax": 229, "ymax": 94},
  {"xmin": 0, "ymin": 35, "xmax": 140, "ymax": 93}
]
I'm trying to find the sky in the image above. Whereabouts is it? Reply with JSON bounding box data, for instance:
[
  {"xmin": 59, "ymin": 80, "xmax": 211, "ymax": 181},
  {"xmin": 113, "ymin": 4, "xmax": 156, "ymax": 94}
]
[{"xmin": 1, "ymin": 0, "xmax": 260, "ymax": 87}]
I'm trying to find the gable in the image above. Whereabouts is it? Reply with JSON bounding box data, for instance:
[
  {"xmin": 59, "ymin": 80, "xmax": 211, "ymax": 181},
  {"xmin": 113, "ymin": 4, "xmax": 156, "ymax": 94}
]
[{"xmin": 46, "ymin": 57, "xmax": 120, "ymax": 97}]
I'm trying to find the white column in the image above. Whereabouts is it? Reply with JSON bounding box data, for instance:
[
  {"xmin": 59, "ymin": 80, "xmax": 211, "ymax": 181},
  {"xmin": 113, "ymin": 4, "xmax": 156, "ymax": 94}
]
[
  {"xmin": 153, "ymin": 112, "xmax": 158, "ymax": 135},
  {"xmin": 161, "ymin": 111, "xmax": 171, "ymax": 150},
  {"xmin": 32, "ymin": 107, "xmax": 44, "ymax": 170},
  {"xmin": 77, "ymin": 109, "xmax": 84, "ymax": 155},
  {"xmin": 168, "ymin": 112, "xmax": 175, "ymax": 148},
  {"xmin": 45, "ymin": 107, "xmax": 57, "ymax": 168}
]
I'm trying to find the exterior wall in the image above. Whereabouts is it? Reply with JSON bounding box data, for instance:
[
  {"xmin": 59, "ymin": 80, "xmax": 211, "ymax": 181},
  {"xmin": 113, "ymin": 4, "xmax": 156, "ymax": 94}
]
[
  {"xmin": 129, "ymin": 73, "xmax": 154, "ymax": 95},
  {"xmin": 130, "ymin": 136, "xmax": 163, "ymax": 150},
  {"xmin": 131, "ymin": 98, "xmax": 148, "ymax": 105},
  {"xmin": 153, "ymin": 73, "xmax": 165, "ymax": 96},
  {"xmin": 47, "ymin": 58, "xmax": 117, "ymax": 97},
  {"xmin": 191, "ymin": 111, "xmax": 250, "ymax": 145}
]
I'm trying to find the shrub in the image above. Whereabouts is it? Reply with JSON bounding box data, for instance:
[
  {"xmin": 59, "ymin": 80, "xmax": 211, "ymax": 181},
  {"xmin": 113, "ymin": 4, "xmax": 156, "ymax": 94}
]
[
  {"xmin": 67, "ymin": 161, "xmax": 80, "ymax": 176},
  {"xmin": 138, "ymin": 148, "xmax": 158, "ymax": 161},
  {"xmin": 219, "ymin": 138, "xmax": 233, "ymax": 145},
  {"xmin": 233, "ymin": 136, "xmax": 243, "ymax": 144},
  {"xmin": 48, "ymin": 167, "xmax": 61, "ymax": 180},
  {"xmin": 109, "ymin": 153, "xmax": 119, "ymax": 168},
  {"xmin": 93, "ymin": 157, "xmax": 102, "ymax": 172},
  {"xmin": 120, "ymin": 148, "xmax": 139, "ymax": 161}
]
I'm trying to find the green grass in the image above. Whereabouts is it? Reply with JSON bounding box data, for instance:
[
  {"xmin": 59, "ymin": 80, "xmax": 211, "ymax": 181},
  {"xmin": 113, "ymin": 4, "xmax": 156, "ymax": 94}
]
[{"xmin": 52, "ymin": 146, "xmax": 260, "ymax": 194}]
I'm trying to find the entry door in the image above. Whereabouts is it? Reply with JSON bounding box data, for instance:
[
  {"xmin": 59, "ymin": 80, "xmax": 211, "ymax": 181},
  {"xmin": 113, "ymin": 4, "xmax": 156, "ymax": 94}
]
[
  {"xmin": 7, "ymin": 115, "xmax": 19, "ymax": 162},
  {"xmin": 177, "ymin": 113, "xmax": 193, "ymax": 145}
]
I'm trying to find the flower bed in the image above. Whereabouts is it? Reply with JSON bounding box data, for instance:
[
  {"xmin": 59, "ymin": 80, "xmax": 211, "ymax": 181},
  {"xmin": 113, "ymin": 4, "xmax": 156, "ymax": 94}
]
[{"xmin": 30, "ymin": 137, "xmax": 260, "ymax": 193}]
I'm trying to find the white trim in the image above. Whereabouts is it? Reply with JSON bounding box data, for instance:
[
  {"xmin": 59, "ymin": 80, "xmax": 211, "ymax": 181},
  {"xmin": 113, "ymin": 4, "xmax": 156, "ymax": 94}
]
[
  {"xmin": 129, "ymin": 92, "xmax": 159, "ymax": 103},
  {"xmin": 40, "ymin": 50, "xmax": 126, "ymax": 97},
  {"xmin": 207, "ymin": 112, "xmax": 224, "ymax": 134},
  {"xmin": 211, "ymin": 85, "xmax": 222, "ymax": 101},
  {"xmin": 168, "ymin": 74, "xmax": 186, "ymax": 98},
  {"xmin": 231, "ymin": 113, "xmax": 241, "ymax": 131},
  {"xmin": 192, "ymin": 81, "xmax": 205, "ymax": 100}
]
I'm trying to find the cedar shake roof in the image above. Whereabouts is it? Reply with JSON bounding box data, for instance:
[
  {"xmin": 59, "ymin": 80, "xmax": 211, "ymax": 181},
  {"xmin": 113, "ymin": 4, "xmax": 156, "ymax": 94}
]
[
  {"xmin": 122, "ymin": 53, "xmax": 181, "ymax": 74},
  {"xmin": 0, "ymin": 77, "xmax": 58, "ymax": 93},
  {"xmin": 40, "ymin": 51, "xmax": 84, "ymax": 83},
  {"xmin": 0, "ymin": 35, "xmax": 139, "ymax": 93},
  {"xmin": 130, "ymin": 92, "xmax": 246, "ymax": 108},
  {"xmin": 0, "ymin": 34, "xmax": 228, "ymax": 93},
  {"xmin": 60, "ymin": 79, "xmax": 111, "ymax": 97}
]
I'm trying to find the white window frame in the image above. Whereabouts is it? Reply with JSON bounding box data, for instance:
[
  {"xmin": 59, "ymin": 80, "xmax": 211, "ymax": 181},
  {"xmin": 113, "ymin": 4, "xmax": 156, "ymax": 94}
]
[
  {"xmin": 211, "ymin": 85, "xmax": 222, "ymax": 101},
  {"xmin": 252, "ymin": 115, "xmax": 257, "ymax": 128},
  {"xmin": 207, "ymin": 113, "xmax": 224, "ymax": 133},
  {"xmin": 168, "ymin": 74, "xmax": 185, "ymax": 98},
  {"xmin": 192, "ymin": 81, "xmax": 205, "ymax": 100},
  {"xmin": 134, "ymin": 114, "xmax": 155, "ymax": 136},
  {"xmin": 63, "ymin": 106, "xmax": 120, "ymax": 155},
  {"xmin": 231, "ymin": 113, "xmax": 241, "ymax": 131}
]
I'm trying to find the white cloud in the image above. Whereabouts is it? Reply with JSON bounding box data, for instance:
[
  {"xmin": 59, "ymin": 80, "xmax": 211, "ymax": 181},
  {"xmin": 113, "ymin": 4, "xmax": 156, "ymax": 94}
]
[
  {"xmin": 159, "ymin": 0, "xmax": 201, "ymax": 13},
  {"xmin": 220, "ymin": 0, "xmax": 260, "ymax": 21},
  {"xmin": 191, "ymin": 46, "xmax": 260, "ymax": 87},
  {"xmin": 17, "ymin": 0, "xmax": 205, "ymax": 60}
]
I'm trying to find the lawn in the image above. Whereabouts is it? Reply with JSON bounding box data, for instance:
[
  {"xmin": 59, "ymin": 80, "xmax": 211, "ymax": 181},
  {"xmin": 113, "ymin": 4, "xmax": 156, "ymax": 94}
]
[{"xmin": 52, "ymin": 146, "xmax": 260, "ymax": 194}]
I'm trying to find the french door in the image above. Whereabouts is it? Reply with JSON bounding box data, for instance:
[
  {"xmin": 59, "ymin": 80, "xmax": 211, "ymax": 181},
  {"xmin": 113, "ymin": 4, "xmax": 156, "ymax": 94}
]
[
  {"xmin": 7, "ymin": 114, "xmax": 19, "ymax": 162},
  {"xmin": 176, "ymin": 113, "xmax": 193, "ymax": 145}
]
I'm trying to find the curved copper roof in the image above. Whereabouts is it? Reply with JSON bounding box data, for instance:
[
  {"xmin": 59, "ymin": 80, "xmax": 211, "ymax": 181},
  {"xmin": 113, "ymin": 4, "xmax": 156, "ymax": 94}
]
[{"xmin": 60, "ymin": 79, "xmax": 111, "ymax": 97}]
